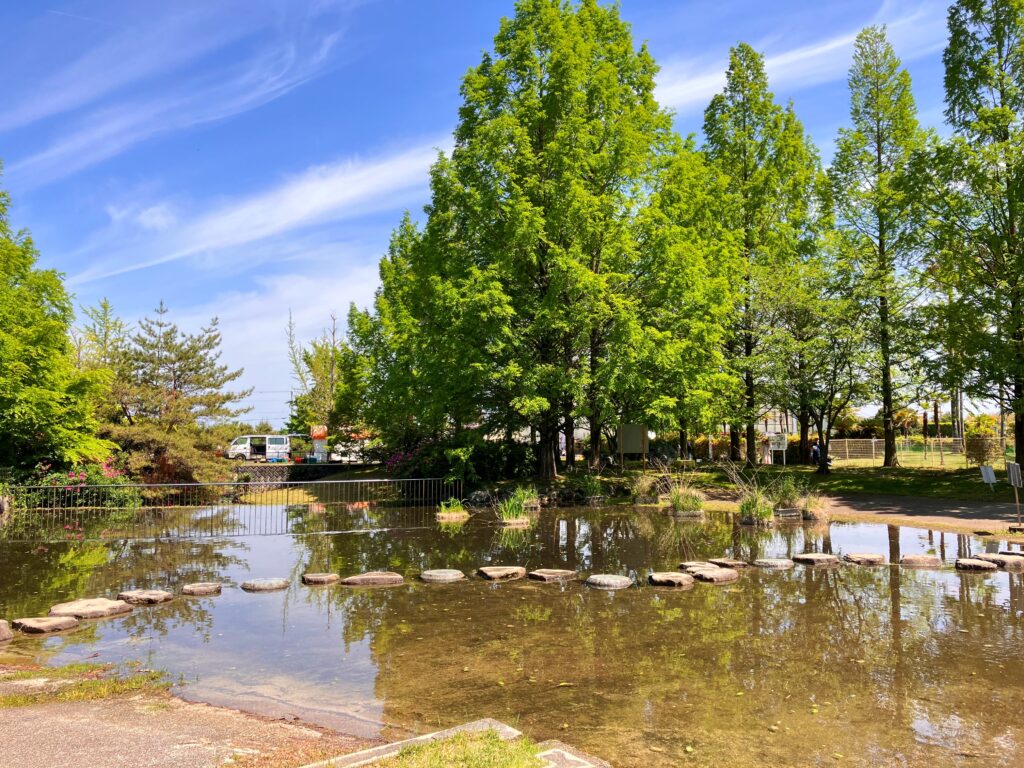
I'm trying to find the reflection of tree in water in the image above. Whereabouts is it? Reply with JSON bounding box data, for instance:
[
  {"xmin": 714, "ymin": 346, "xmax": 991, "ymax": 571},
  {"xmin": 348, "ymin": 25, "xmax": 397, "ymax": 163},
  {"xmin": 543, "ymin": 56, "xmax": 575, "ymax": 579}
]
[
  {"xmin": 279, "ymin": 511, "xmax": 1024, "ymax": 767},
  {"xmin": 0, "ymin": 533, "xmax": 251, "ymax": 644}
]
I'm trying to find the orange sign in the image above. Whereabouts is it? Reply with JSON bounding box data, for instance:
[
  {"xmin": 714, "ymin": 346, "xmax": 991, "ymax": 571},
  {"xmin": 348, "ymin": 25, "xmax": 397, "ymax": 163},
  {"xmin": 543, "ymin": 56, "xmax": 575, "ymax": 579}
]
[{"xmin": 309, "ymin": 425, "xmax": 328, "ymax": 440}]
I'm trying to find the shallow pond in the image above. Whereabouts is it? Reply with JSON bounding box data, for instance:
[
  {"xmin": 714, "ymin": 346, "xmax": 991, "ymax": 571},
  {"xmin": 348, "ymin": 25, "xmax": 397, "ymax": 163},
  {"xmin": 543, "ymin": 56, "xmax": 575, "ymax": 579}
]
[{"xmin": 2, "ymin": 505, "xmax": 1023, "ymax": 767}]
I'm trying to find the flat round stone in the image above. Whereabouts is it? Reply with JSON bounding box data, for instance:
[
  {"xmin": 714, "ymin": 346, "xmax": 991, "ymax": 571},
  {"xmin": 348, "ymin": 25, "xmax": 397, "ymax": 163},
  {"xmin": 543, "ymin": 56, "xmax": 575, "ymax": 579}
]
[
  {"xmin": 182, "ymin": 582, "xmax": 222, "ymax": 596},
  {"xmin": 693, "ymin": 567, "xmax": 740, "ymax": 584},
  {"xmin": 339, "ymin": 571, "xmax": 404, "ymax": 586},
  {"xmin": 240, "ymin": 578, "xmax": 290, "ymax": 592},
  {"xmin": 117, "ymin": 589, "xmax": 173, "ymax": 605},
  {"xmin": 648, "ymin": 571, "xmax": 695, "ymax": 587},
  {"xmin": 679, "ymin": 561, "xmax": 715, "ymax": 570},
  {"xmin": 14, "ymin": 616, "xmax": 79, "ymax": 634},
  {"xmin": 843, "ymin": 553, "xmax": 885, "ymax": 565},
  {"xmin": 900, "ymin": 554, "xmax": 942, "ymax": 568},
  {"xmin": 753, "ymin": 558, "xmax": 794, "ymax": 570},
  {"xmin": 793, "ymin": 553, "xmax": 839, "ymax": 566},
  {"xmin": 0, "ymin": 620, "xmax": 12, "ymax": 642},
  {"xmin": 420, "ymin": 569, "xmax": 466, "ymax": 583},
  {"xmin": 302, "ymin": 573, "xmax": 340, "ymax": 585},
  {"xmin": 955, "ymin": 557, "xmax": 998, "ymax": 571},
  {"xmin": 975, "ymin": 553, "xmax": 1024, "ymax": 569},
  {"xmin": 49, "ymin": 598, "xmax": 132, "ymax": 619},
  {"xmin": 477, "ymin": 566, "xmax": 526, "ymax": 581},
  {"xmin": 528, "ymin": 569, "xmax": 577, "ymax": 582},
  {"xmin": 585, "ymin": 574, "xmax": 633, "ymax": 590},
  {"xmin": 709, "ymin": 558, "xmax": 747, "ymax": 569}
]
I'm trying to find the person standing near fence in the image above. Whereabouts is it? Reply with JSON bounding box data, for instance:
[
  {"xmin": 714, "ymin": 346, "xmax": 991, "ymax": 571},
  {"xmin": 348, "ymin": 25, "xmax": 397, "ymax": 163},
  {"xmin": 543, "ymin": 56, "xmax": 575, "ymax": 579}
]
[{"xmin": 811, "ymin": 440, "xmax": 820, "ymax": 464}]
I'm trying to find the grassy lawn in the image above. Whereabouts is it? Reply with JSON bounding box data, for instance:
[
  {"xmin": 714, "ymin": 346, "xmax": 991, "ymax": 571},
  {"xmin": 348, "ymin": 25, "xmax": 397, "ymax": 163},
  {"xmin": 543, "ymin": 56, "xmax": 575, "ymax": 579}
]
[
  {"xmin": 374, "ymin": 731, "xmax": 541, "ymax": 768},
  {"xmin": 0, "ymin": 663, "xmax": 168, "ymax": 709},
  {"xmin": 688, "ymin": 463, "xmax": 1014, "ymax": 503}
]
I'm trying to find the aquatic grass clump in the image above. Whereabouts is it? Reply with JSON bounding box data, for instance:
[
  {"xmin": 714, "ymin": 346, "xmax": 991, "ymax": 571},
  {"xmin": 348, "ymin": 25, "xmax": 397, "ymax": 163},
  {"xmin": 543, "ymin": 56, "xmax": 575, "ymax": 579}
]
[
  {"xmin": 568, "ymin": 471, "xmax": 604, "ymax": 500},
  {"xmin": 493, "ymin": 486, "xmax": 538, "ymax": 526},
  {"xmin": 768, "ymin": 474, "xmax": 806, "ymax": 510},
  {"xmin": 738, "ymin": 491, "xmax": 774, "ymax": 526},
  {"xmin": 800, "ymin": 493, "xmax": 829, "ymax": 521},
  {"xmin": 668, "ymin": 484, "xmax": 707, "ymax": 515},
  {"xmin": 437, "ymin": 497, "xmax": 470, "ymax": 522},
  {"xmin": 630, "ymin": 473, "xmax": 660, "ymax": 503}
]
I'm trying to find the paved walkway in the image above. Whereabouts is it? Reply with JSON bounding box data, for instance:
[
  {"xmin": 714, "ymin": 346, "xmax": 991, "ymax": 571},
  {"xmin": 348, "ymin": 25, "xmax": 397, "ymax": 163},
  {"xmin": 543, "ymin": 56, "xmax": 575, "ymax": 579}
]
[{"xmin": 829, "ymin": 493, "xmax": 1024, "ymax": 533}]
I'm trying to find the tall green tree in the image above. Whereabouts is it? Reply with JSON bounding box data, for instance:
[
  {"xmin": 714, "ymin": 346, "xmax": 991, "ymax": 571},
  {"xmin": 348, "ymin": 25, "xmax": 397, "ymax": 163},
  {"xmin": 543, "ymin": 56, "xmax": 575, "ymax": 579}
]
[
  {"xmin": 703, "ymin": 43, "xmax": 817, "ymax": 464},
  {"xmin": 830, "ymin": 25, "xmax": 927, "ymax": 467},
  {"xmin": 0, "ymin": 175, "xmax": 113, "ymax": 468},
  {"xmin": 919, "ymin": 0, "xmax": 1024, "ymax": 458},
  {"xmin": 355, "ymin": 0, "xmax": 674, "ymax": 478}
]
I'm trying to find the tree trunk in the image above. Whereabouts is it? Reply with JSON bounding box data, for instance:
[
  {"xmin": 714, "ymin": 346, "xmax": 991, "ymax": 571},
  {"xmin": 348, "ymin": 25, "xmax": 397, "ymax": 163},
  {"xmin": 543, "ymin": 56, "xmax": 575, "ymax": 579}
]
[
  {"xmin": 880, "ymin": 292, "xmax": 898, "ymax": 467},
  {"xmin": 588, "ymin": 330, "xmax": 602, "ymax": 470},
  {"xmin": 538, "ymin": 415, "xmax": 559, "ymax": 480},
  {"xmin": 563, "ymin": 408, "xmax": 575, "ymax": 470},
  {"xmin": 798, "ymin": 410, "xmax": 810, "ymax": 465},
  {"xmin": 729, "ymin": 424, "xmax": 741, "ymax": 462},
  {"xmin": 678, "ymin": 417, "xmax": 689, "ymax": 461}
]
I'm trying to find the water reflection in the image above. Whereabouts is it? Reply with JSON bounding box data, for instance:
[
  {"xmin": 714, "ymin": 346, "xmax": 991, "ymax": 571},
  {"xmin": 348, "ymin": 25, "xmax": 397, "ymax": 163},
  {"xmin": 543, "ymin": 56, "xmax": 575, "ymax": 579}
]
[{"xmin": 1, "ymin": 506, "xmax": 1023, "ymax": 767}]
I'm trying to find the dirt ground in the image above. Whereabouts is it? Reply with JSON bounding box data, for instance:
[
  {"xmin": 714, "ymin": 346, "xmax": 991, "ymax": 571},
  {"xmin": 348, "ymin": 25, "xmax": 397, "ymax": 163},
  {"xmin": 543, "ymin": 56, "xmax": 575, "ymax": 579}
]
[
  {"xmin": 0, "ymin": 674, "xmax": 372, "ymax": 768},
  {"xmin": 827, "ymin": 493, "xmax": 1024, "ymax": 542}
]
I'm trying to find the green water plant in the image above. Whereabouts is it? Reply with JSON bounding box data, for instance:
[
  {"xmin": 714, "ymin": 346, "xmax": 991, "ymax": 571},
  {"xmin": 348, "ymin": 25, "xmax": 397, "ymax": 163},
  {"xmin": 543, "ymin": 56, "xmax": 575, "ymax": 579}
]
[
  {"xmin": 493, "ymin": 486, "xmax": 538, "ymax": 526},
  {"xmin": 436, "ymin": 497, "xmax": 470, "ymax": 522},
  {"xmin": 738, "ymin": 491, "xmax": 774, "ymax": 526},
  {"xmin": 630, "ymin": 473, "xmax": 660, "ymax": 503}
]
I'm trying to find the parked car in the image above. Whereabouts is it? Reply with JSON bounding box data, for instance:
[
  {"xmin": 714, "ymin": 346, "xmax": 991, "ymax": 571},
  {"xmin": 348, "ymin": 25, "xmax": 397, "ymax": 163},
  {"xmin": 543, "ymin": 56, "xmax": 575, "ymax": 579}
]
[{"xmin": 226, "ymin": 435, "xmax": 291, "ymax": 462}]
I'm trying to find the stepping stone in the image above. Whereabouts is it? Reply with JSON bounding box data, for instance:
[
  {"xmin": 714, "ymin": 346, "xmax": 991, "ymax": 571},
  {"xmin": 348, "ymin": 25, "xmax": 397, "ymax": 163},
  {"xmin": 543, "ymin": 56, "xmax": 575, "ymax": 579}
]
[
  {"xmin": 648, "ymin": 571, "xmax": 694, "ymax": 587},
  {"xmin": 585, "ymin": 574, "xmax": 633, "ymax": 590},
  {"xmin": 679, "ymin": 561, "xmax": 715, "ymax": 570},
  {"xmin": 693, "ymin": 567, "xmax": 739, "ymax": 584},
  {"xmin": 339, "ymin": 571, "xmax": 404, "ymax": 586},
  {"xmin": 49, "ymin": 598, "xmax": 132, "ymax": 619},
  {"xmin": 182, "ymin": 582, "xmax": 222, "ymax": 596},
  {"xmin": 999, "ymin": 550, "xmax": 1024, "ymax": 557},
  {"xmin": 477, "ymin": 566, "xmax": 526, "ymax": 581},
  {"xmin": 302, "ymin": 573, "xmax": 340, "ymax": 585},
  {"xmin": 420, "ymin": 569, "xmax": 466, "ymax": 583},
  {"xmin": 117, "ymin": 589, "xmax": 173, "ymax": 605},
  {"xmin": 956, "ymin": 557, "xmax": 998, "ymax": 572},
  {"xmin": 13, "ymin": 616, "xmax": 79, "ymax": 634},
  {"xmin": 974, "ymin": 553, "xmax": 1024, "ymax": 569},
  {"xmin": 753, "ymin": 558, "xmax": 794, "ymax": 570},
  {"xmin": 793, "ymin": 553, "xmax": 839, "ymax": 566},
  {"xmin": 0, "ymin": 620, "xmax": 12, "ymax": 642},
  {"xmin": 528, "ymin": 569, "xmax": 577, "ymax": 582},
  {"xmin": 709, "ymin": 558, "xmax": 747, "ymax": 569},
  {"xmin": 1009, "ymin": 525, "xmax": 1024, "ymax": 533},
  {"xmin": 900, "ymin": 554, "xmax": 942, "ymax": 568},
  {"xmin": 843, "ymin": 553, "xmax": 885, "ymax": 565},
  {"xmin": 240, "ymin": 578, "xmax": 290, "ymax": 592}
]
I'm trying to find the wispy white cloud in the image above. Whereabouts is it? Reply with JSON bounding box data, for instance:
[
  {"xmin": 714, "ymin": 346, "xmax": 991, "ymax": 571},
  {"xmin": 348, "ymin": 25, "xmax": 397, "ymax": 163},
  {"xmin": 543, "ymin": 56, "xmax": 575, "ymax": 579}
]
[
  {"xmin": 4, "ymin": 2, "xmax": 350, "ymax": 187},
  {"xmin": 657, "ymin": 0, "xmax": 948, "ymax": 112},
  {"xmin": 68, "ymin": 139, "xmax": 443, "ymax": 284}
]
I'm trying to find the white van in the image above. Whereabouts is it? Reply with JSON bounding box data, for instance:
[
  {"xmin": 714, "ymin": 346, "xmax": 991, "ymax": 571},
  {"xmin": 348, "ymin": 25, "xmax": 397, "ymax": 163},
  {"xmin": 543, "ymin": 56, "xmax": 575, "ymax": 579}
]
[{"xmin": 226, "ymin": 435, "xmax": 291, "ymax": 462}]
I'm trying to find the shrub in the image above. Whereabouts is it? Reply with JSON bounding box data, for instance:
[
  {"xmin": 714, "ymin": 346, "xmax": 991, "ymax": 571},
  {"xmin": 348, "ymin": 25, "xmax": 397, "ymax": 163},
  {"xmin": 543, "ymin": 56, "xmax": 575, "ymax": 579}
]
[
  {"xmin": 800, "ymin": 493, "xmax": 828, "ymax": 521},
  {"xmin": 438, "ymin": 497, "xmax": 466, "ymax": 514}
]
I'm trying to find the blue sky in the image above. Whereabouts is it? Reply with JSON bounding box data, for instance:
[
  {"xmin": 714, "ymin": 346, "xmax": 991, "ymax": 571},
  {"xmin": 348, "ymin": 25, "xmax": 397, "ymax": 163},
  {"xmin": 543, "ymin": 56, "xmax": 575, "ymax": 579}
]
[{"xmin": 1, "ymin": 0, "xmax": 951, "ymax": 425}]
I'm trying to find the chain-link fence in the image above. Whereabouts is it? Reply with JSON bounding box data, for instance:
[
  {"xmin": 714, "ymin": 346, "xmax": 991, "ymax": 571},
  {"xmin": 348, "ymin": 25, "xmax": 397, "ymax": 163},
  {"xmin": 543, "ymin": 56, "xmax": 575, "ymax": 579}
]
[{"xmin": 825, "ymin": 437, "xmax": 1010, "ymax": 468}]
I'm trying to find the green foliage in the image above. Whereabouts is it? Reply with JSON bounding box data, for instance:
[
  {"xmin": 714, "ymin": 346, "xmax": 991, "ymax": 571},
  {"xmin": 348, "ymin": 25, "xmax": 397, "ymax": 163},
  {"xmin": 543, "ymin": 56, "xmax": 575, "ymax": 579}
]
[
  {"xmin": 438, "ymin": 497, "xmax": 466, "ymax": 514},
  {"xmin": 0, "ymin": 175, "xmax": 114, "ymax": 468},
  {"xmin": 375, "ymin": 731, "xmax": 541, "ymax": 768},
  {"xmin": 493, "ymin": 486, "xmax": 539, "ymax": 521},
  {"xmin": 738, "ymin": 491, "xmax": 774, "ymax": 524},
  {"xmin": 667, "ymin": 480, "xmax": 706, "ymax": 514},
  {"xmin": 566, "ymin": 470, "xmax": 604, "ymax": 498}
]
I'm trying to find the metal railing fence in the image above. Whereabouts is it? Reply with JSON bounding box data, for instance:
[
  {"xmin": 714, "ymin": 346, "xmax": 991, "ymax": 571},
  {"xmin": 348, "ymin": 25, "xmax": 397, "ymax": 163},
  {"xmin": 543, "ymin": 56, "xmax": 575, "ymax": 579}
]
[{"xmin": 0, "ymin": 477, "xmax": 462, "ymax": 542}]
